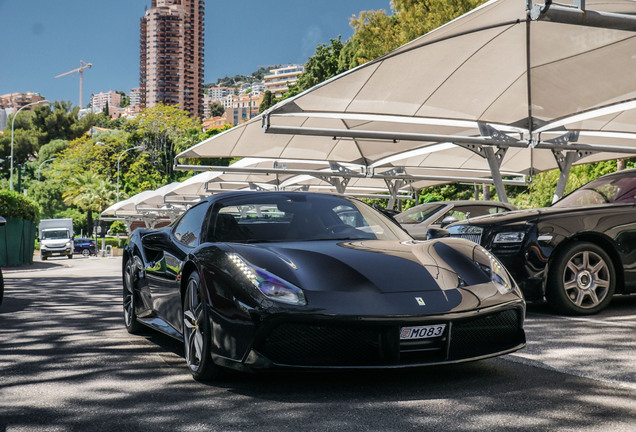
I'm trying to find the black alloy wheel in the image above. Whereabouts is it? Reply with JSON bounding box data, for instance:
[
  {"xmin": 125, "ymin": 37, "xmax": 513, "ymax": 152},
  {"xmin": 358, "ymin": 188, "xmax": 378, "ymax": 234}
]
[
  {"xmin": 123, "ymin": 256, "xmax": 144, "ymax": 334},
  {"xmin": 183, "ymin": 272, "xmax": 219, "ymax": 381},
  {"xmin": 547, "ymin": 242, "xmax": 615, "ymax": 315}
]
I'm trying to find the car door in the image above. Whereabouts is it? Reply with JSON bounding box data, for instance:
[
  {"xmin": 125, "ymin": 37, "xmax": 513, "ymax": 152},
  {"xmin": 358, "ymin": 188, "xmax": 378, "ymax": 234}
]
[{"xmin": 144, "ymin": 202, "xmax": 210, "ymax": 333}]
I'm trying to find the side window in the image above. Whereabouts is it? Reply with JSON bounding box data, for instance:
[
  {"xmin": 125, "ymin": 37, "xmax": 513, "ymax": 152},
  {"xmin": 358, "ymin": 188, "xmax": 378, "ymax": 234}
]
[
  {"xmin": 173, "ymin": 203, "xmax": 209, "ymax": 247},
  {"xmin": 333, "ymin": 205, "xmax": 366, "ymax": 228}
]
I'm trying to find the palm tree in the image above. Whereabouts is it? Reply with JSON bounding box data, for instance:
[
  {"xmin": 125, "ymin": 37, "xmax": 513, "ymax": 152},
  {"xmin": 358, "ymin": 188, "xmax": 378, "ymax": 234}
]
[{"xmin": 63, "ymin": 172, "xmax": 117, "ymax": 235}]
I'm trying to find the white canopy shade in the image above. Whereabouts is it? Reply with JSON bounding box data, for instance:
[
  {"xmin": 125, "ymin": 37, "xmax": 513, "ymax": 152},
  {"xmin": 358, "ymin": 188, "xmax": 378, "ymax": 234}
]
[{"xmin": 177, "ymin": 0, "xmax": 636, "ymax": 202}]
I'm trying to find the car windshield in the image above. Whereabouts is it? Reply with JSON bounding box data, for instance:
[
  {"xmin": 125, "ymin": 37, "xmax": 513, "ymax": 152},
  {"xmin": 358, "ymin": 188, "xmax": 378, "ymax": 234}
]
[
  {"xmin": 554, "ymin": 173, "xmax": 636, "ymax": 207},
  {"xmin": 42, "ymin": 230, "xmax": 70, "ymax": 240},
  {"xmin": 209, "ymin": 194, "xmax": 412, "ymax": 243},
  {"xmin": 394, "ymin": 203, "xmax": 445, "ymax": 224}
]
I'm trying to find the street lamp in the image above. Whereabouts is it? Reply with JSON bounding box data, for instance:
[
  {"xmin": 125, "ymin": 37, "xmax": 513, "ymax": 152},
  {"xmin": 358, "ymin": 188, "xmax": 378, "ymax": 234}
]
[
  {"xmin": 117, "ymin": 146, "xmax": 142, "ymax": 202},
  {"xmin": 37, "ymin": 157, "xmax": 57, "ymax": 181},
  {"xmin": 10, "ymin": 100, "xmax": 50, "ymax": 190}
]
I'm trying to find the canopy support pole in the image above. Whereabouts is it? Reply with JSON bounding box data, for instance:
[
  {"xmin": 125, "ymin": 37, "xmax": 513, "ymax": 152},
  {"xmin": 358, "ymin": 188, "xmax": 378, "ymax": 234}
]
[
  {"xmin": 379, "ymin": 168, "xmax": 411, "ymax": 209},
  {"xmin": 483, "ymin": 147, "xmax": 509, "ymax": 203},
  {"xmin": 551, "ymin": 149, "xmax": 593, "ymax": 203},
  {"xmin": 548, "ymin": 131, "xmax": 593, "ymax": 203},
  {"xmin": 530, "ymin": 0, "xmax": 636, "ymax": 31}
]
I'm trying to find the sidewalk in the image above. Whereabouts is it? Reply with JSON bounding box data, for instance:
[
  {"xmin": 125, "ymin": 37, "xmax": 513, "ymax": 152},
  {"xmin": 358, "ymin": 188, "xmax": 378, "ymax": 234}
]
[{"xmin": 2, "ymin": 260, "xmax": 68, "ymax": 273}]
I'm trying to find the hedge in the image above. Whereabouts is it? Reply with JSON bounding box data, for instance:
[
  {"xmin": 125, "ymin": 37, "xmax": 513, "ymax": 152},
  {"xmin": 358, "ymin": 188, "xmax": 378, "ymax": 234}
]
[{"xmin": 0, "ymin": 190, "xmax": 40, "ymax": 223}]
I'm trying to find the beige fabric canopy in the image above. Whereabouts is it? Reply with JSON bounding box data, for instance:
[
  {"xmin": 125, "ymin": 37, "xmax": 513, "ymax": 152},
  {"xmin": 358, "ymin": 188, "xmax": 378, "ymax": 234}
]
[{"xmin": 177, "ymin": 0, "xmax": 636, "ymax": 202}]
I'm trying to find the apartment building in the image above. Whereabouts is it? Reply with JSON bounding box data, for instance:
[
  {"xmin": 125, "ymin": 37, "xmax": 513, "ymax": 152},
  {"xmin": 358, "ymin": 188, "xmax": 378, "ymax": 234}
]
[
  {"xmin": 0, "ymin": 92, "xmax": 46, "ymax": 110},
  {"xmin": 208, "ymin": 86, "xmax": 235, "ymax": 101},
  {"xmin": 90, "ymin": 91, "xmax": 122, "ymax": 113},
  {"xmin": 140, "ymin": 0, "xmax": 205, "ymax": 117},
  {"xmin": 0, "ymin": 92, "xmax": 47, "ymax": 129},
  {"xmin": 263, "ymin": 64, "xmax": 304, "ymax": 98},
  {"xmin": 129, "ymin": 88, "xmax": 141, "ymax": 108},
  {"xmin": 224, "ymin": 92, "xmax": 263, "ymax": 125}
]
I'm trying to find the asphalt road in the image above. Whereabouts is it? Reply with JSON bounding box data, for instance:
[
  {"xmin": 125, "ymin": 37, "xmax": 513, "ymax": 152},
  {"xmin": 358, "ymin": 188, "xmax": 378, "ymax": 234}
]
[{"xmin": 1, "ymin": 257, "xmax": 635, "ymax": 432}]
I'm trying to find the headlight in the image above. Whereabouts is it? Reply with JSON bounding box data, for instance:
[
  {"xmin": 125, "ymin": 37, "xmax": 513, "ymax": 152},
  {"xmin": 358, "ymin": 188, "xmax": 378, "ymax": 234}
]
[
  {"xmin": 228, "ymin": 253, "xmax": 306, "ymax": 305},
  {"xmin": 493, "ymin": 231, "xmax": 525, "ymax": 244},
  {"xmin": 66, "ymin": 242, "xmax": 72, "ymax": 248},
  {"xmin": 474, "ymin": 246, "xmax": 513, "ymax": 294}
]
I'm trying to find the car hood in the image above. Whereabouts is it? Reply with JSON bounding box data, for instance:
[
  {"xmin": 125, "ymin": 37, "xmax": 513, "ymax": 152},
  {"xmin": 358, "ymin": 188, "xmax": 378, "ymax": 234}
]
[
  {"xmin": 226, "ymin": 239, "xmax": 494, "ymax": 295},
  {"xmin": 448, "ymin": 204, "xmax": 618, "ymax": 227}
]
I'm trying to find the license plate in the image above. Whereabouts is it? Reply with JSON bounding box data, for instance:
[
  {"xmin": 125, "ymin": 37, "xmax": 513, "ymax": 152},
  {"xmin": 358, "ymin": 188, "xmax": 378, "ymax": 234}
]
[{"xmin": 400, "ymin": 324, "xmax": 446, "ymax": 340}]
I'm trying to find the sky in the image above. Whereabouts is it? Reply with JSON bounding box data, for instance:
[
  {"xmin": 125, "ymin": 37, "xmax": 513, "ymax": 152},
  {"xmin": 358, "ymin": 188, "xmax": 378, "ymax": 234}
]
[{"xmin": 0, "ymin": 0, "xmax": 392, "ymax": 106}]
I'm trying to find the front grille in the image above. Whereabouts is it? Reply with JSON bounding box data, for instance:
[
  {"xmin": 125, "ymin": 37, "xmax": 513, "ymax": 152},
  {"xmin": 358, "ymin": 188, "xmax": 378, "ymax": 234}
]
[
  {"xmin": 448, "ymin": 309, "xmax": 523, "ymax": 360},
  {"xmin": 451, "ymin": 233, "xmax": 482, "ymax": 244},
  {"xmin": 449, "ymin": 226, "xmax": 484, "ymax": 245},
  {"xmin": 255, "ymin": 308, "xmax": 524, "ymax": 367},
  {"xmin": 257, "ymin": 323, "xmax": 386, "ymax": 366}
]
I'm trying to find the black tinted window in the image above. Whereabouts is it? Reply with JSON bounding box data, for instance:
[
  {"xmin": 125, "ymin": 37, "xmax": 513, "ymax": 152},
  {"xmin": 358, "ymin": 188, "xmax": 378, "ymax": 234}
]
[{"xmin": 173, "ymin": 203, "xmax": 208, "ymax": 246}]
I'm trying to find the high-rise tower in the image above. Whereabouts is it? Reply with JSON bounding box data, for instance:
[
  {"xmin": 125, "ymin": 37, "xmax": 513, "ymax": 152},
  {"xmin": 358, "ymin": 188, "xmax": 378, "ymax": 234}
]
[{"xmin": 140, "ymin": 0, "xmax": 205, "ymax": 117}]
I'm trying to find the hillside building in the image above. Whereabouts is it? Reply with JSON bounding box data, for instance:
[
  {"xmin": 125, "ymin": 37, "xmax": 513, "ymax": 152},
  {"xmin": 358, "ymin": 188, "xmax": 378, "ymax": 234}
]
[{"xmin": 263, "ymin": 64, "xmax": 304, "ymax": 98}]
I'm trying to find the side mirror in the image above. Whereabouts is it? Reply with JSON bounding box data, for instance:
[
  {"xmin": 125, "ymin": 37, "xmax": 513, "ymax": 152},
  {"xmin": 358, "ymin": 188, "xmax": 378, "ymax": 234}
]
[
  {"xmin": 440, "ymin": 215, "xmax": 459, "ymax": 228},
  {"xmin": 0, "ymin": 216, "xmax": 6, "ymax": 226},
  {"xmin": 427, "ymin": 227, "xmax": 450, "ymax": 240},
  {"xmin": 141, "ymin": 230, "xmax": 172, "ymax": 250}
]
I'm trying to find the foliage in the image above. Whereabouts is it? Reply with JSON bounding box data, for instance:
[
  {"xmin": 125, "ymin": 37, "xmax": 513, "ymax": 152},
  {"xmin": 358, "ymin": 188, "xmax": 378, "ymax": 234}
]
[
  {"xmin": 286, "ymin": 38, "xmax": 347, "ymax": 98},
  {"xmin": 349, "ymin": 0, "xmax": 486, "ymax": 66},
  {"xmin": 259, "ymin": 91, "xmax": 277, "ymax": 113},
  {"xmin": 121, "ymin": 153, "xmax": 167, "ymax": 194},
  {"xmin": 0, "ymin": 190, "xmax": 40, "ymax": 223},
  {"xmin": 127, "ymin": 103, "xmax": 201, "ymax": 180},
  {"xmin": 62, "ymin": 172, "xmax": 117, "ymax": 235},
  {"xmin": 109, "ymin": 220, "xmax": 128, "ymax": 235},
  {"xmin": 28, "ymin": 179, "xmax": 67, "ymax": 219},
  {"xmin": 211, "ymin": 66, "xmax": 277, "ymax": 88},
  {"xmin": 116, "ymin": 90, "xmax": 130, "ymax": 107},
  {"xmin": 38, "ymin": 139, "xmax": 69, "ymax": 162},
  {"xmin": 209, "ymin": 102, "xmax": 225, "ymax": 117},
  {"xmin": 0, "ymin": 101, "xmax": 98, "ymax": 174}
]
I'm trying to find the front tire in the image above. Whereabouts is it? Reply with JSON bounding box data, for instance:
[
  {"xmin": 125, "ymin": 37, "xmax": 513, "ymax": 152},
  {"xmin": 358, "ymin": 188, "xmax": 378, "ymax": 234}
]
[
  {"xmin": 123, "ymin": 256, "xmax": 144, "ymax": 334},
  {"xmin": 183, "ymin": 272, "xmax": 219, "ymax": 381},
  {"xmin": 547, "ymin": 242, "xmax": 615, "ymax": 315}
]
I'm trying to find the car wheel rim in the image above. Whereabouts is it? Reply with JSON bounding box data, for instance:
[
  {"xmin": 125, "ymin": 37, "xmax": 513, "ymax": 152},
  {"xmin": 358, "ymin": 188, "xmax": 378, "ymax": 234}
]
[
  {"xmin": 123, "ymin": 262, "xmax": 136, "ymax": 326},
  {"xmin": 82, "ymin": 249, "xmax": 90, "ymax": 257},
  {"xmin": 562, "ymin": 250, "xmax": 610, "ymax": 309},
  {"xmin": 183, "ymin": 278, "xmax": 204, "ymax": 372}
]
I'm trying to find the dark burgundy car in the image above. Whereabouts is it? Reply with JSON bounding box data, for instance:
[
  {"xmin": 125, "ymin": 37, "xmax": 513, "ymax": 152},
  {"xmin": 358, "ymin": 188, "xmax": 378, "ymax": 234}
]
[{"xmin": 446, "ymin": 169, "xmax": 636, "ymax": 315}]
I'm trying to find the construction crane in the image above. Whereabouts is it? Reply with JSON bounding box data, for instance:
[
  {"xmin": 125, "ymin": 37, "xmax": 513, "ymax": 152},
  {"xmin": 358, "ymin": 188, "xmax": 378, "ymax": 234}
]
[{"xmin": 55, "ymin": 60, "xmax": 92, "ymax": 108}]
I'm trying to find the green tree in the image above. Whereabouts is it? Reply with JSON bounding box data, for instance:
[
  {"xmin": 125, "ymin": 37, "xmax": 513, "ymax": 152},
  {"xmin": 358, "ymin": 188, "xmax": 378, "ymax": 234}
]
[
  {"xmin": 286, "ymin": 38, "xmax": 347, "ymax": 98},
  {"xmin": 259, "ymin": 91, "xmax": 277, "ymax": 113},
  {"xmin": 127, "ymin": 104, "xmax": 201, "ymax": 180},
  {"xmin": 209, "ymin": 102, "xmax": 225, "ymax": 117},
  {"xmin": 62, "ymin": 172, "xmax": 117, "ymax": 235},
  {"xmin": 29, "ymin": 179, "xmax": 67, "ymax": 219},
  {"xmin": 349, "ymin": 0, "xmax": 486, "ymax": 66}
]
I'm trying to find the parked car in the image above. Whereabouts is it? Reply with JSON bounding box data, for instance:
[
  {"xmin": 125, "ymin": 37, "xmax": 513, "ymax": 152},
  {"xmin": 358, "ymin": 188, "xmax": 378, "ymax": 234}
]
[
  {"xmin": 123, "ymin": 191, "xmax": 526, "ymax": 381},
  {"xmin": 73, "ymin": 238, "xmax": 96, "ymax": 257},
  {"xmin": 444, "ymin": 169, "xmax": 636, "ymax": 315},
  {"xmin": 395, "ymin": 200, "xmax": 517, "ymax": 239}
]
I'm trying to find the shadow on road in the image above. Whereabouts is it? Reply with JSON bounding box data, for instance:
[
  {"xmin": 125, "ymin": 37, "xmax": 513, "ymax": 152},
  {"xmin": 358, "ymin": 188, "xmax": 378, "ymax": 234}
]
[{"xmin": 1, "ymin": 271, "xmax": 634, "ymax": 431}]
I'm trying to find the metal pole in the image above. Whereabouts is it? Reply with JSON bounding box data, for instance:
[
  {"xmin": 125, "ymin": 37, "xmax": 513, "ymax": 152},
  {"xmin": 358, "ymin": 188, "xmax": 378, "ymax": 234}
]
[
  {"xmin": 37, "ymin": 157, "xmax": 57, "ymax": 181},
  {"xmin": 9, "ymin": 100, "xmax": 49, "ymax": 190}
]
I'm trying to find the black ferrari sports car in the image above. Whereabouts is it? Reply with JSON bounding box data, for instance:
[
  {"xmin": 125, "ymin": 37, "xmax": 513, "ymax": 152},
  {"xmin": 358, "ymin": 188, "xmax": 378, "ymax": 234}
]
[
  {"xmin": 445, "ymin": 169, "xmax": 636, "ymax": 315},
  {"xmin": 122, "ymin": 191, "xmax": 525, "ymax": 380}
]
